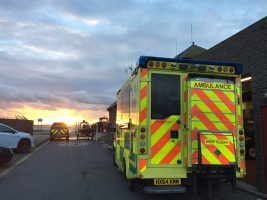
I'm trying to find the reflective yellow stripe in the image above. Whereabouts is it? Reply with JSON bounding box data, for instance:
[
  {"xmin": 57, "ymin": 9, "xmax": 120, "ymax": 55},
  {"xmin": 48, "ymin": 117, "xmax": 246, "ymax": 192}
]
[
  {"xmin": 151, "ymin": 121, "xmax": 175, "ymax": 146},
  {"xmin": 200, "ymin": 143, "xmax": 221, "ymax": 164}
]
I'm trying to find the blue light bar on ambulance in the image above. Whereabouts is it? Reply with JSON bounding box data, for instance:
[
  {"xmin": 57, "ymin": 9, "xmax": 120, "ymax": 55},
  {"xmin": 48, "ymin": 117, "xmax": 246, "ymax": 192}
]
[{"xmin": 136, "ymin": 56, "xmax": 243, "ymax": 75}]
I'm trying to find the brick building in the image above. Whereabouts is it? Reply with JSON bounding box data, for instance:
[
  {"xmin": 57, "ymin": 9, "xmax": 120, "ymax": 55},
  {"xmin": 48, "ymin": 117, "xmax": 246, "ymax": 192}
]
[
  {"xmin": 193, "ymin": 16, "xmax": 267, "ymax": 193},
  {"xmin": 0, "ymin": 119, "xmax": 34, "ymax": 135},
  {"xmin": 107, "ymin": 102, "xmax": 117, "ymax": 130}
]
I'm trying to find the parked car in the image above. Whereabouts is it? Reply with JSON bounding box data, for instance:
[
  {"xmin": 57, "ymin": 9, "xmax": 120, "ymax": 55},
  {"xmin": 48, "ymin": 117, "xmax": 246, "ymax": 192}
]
[
  {"xmin": 50, "ymin": 122, "xmax": 69, "ymax": 141},
  {"xmin": 0, "ymin": 123, "xmax": 35, "ymax": 153},
  {"xmin": 0, "ymin": 145, "xmax": 13, "ymax": 165}
]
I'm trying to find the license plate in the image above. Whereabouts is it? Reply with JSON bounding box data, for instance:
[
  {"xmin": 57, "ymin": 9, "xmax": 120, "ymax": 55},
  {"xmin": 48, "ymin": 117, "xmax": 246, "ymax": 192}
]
[{"xmin": 154, "ymin": 178, "xmax": 181, "ymax": 185}]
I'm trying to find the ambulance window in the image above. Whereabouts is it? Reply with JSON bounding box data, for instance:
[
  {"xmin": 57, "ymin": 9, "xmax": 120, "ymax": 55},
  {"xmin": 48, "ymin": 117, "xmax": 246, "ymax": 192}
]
[
  {"xmin": 122, "ymin": 84, "xmax": 130, "ymax": 116},
  {"xmin": 117, "ymin": 92, "xmax": 123, "ymax": 121},
  {"xmin": 190, "ymin": 77, "xmax": 234, "ymax": 84},
  {"xmin": 151, "ymin": 74, "xmax": 180, "ymax": 119}
]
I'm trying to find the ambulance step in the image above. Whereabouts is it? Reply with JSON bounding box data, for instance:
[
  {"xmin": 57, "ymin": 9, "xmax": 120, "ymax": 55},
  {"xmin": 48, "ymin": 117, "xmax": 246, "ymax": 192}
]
[{"xmin": 143, "ymin": 186, "xmax": 186, "ymax": 194}]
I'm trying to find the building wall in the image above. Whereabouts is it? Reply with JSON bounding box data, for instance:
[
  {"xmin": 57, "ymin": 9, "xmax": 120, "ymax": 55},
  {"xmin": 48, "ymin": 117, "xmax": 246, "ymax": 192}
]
[
  {"xmin": 196, "ymin": 17, "xmax": 267, "ymax": 192},
  {"xmin": 0, "ymin": 119, "xmax": 34, "ymax": 135},
  {"xmin": 108, "ymin": 105, "xmax": 117, "ymax": 129}
]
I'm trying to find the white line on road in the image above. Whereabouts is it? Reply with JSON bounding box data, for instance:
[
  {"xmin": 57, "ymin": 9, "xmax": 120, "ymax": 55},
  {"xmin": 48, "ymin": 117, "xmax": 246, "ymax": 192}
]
[{"xmin": 0, "ymin": 142, "xmax": 47, "ymax": 178}]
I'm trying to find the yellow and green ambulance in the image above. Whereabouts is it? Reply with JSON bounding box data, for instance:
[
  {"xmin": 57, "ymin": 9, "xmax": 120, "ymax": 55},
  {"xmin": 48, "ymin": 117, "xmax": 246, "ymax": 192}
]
[{"xmin": 113, "ymin": 56, "xmax": 245, "ymax": 194}]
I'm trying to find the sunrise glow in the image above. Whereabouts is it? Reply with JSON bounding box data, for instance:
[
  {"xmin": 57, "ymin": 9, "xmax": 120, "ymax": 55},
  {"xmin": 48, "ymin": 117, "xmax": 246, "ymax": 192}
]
[{"xmin": 6, "ymin": 106, "xmax": 108, "ymax": 125}]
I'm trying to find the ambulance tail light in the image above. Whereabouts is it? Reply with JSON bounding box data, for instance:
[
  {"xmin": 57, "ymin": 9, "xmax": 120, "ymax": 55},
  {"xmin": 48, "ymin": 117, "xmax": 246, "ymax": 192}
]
[
  {"xmin": 229, "ymin": 67, "xmax": 234, "ymax": 73},
  {"xmin": 223, "ymin": 67, "xmax": 228, "ymax": 72},
  {"xmin": 161, "ymin": 62, "xmax": 167, "ymax": 68},
  {"xmin": 140, "ymin": 127, "xmax": 145, "ymax": 133},
  {"xmin": 239, "ymin": 129, "xmax": 245, "ymax": 156},
  {"xmin": 140, "ymin": 141, "xmax": 145, "ymax": 147},
  {"xmin": 140, "ymin": 134, "xmax": 146, "ymax": 139},
  {"xmin": 218, "ymin": 66, "xmax": 222, "ymax": 72},
  {"xmin": 149, "ymin": 61, "xmax": 154, "ymax": 67},
  {"xmin": 140, "ymin": 148, "xmax": 146, "ymax": 154},
  {"xmin": 239, "ymin": 136, "xmax": 245, "ymax": 141}
]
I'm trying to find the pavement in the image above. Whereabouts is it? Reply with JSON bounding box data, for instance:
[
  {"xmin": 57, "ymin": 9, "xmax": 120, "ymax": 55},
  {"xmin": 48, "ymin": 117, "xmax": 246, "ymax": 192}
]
[{"xmin": 33, "ymin": 130, "xmax": 50, "ymax": 147}]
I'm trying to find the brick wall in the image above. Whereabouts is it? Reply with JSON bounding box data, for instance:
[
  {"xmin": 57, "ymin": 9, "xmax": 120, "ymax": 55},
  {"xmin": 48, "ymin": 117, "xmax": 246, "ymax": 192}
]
[
  {"xmin": 196, "ymin": 16, "xmax": 267, "ymax": 192},
  {"xmin": 107, "ymin": 104, "xmax": 117, "ymax": 129},
  {"xmin": 0, "ymin": 119, "xmax": 34, "ymax": 135}
]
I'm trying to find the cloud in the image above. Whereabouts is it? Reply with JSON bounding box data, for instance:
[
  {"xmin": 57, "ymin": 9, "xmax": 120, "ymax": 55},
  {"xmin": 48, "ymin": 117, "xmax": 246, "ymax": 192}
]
[{"xmin": 0, "ymin": 0, "xmax": 266, "ymax": 121}]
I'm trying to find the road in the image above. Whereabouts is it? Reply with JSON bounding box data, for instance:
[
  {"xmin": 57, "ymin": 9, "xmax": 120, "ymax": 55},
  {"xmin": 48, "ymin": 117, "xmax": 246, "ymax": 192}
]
[{"xmin": 0, "ymin": 139, "xmax": 263, "ymax": 200}]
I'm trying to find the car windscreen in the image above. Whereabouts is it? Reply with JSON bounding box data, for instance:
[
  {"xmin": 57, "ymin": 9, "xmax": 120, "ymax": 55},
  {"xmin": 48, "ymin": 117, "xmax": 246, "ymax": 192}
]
[
  {"xmin": 151, "ymin": 73, "xmax": 181, "ymax": 119},
  {"xmin": 51, "ymin": 123, "xmax": 67, "ymax": 129}
]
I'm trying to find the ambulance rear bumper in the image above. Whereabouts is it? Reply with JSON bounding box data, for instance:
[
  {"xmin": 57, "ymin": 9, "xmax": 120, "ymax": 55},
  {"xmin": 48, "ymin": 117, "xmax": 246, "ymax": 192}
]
[{"xmin": 143, "ymin": 185, "xmax": 186, "ymax": 194}]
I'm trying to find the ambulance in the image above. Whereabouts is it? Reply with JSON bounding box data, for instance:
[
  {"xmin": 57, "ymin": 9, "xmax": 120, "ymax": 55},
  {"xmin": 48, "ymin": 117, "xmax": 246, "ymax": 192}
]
[{"xmin": 113, "ymin": 56, "xmax": 245, "ymax": 194}]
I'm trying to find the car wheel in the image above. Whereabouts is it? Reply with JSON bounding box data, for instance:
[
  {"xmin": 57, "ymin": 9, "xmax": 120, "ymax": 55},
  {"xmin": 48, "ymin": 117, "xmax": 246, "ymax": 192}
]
[{"xmin": 17, "ymin": 140, "xmax": 30, "ymax": 153}]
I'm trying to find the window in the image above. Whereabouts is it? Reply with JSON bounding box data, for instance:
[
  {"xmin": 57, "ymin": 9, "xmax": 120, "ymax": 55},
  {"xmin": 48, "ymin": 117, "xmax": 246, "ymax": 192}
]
[
  {"xmin": 0, "ymin": 125, "xmax": 15, "ymax": 133},
  {"xmin": 52, "ymin": 123, "xmax": 67, "ymax": 129},
  {"xmin": 190, "ymin": 77, "xmax": 234, "ymax": 84},
  {"xmin": 117, "ymin": 92, "xmax": 123, "ymax": 120},
  {"xmin": 122, "ymin": 84, "xmax": 130, "ymax": 117},
  {"xmin": 151, "ymin": 74, "xmax": 181, "ymax": 119}
]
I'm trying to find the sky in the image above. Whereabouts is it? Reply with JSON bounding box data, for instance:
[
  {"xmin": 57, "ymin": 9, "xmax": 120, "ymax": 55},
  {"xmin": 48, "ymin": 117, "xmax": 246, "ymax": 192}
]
[{"xmin": 0, "ymin": 0, "xmax": 266, "ymax": 125}]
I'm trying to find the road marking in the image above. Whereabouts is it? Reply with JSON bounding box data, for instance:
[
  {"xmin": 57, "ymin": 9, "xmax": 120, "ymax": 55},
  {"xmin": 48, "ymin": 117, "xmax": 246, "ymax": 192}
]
[
  {"xmin": 0, "ymin": 142, "xmax": 47, "ymax": 178},
  {"xmin": 57, "ymin": 141, "xmax": 91, "ymax": 147}
]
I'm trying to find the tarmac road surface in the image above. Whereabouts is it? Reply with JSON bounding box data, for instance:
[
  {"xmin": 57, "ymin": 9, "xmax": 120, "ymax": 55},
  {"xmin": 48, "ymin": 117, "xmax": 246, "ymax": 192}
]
[{"xmin": 0, "ymin": 139, "xmax": 262, "ymax": 200}]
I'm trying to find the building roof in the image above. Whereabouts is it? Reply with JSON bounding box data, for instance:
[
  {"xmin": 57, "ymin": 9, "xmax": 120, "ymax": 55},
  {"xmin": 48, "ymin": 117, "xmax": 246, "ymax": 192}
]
[
  {"xmin": 107, "ymin": 101, "xmax": 117, "ymax": 111},
  {"xmin": 175, "ymin": 43, "xmax": 207, "ymax": 59}
]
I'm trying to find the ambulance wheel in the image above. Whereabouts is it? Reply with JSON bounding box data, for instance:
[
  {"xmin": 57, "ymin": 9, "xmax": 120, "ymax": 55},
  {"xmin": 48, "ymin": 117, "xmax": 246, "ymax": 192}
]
[
  {"xmin": 128, "ymin": 179, "xmax": 143, "ymax": 192},
  {"xmin": 66, "ymin": 136, "xmax": 69, "ymax": 141},
  {"xmin": 122, "ymin": 159, "xmax": 126, "ymax": 177},
  {"xmin": 113, "ymin": 148, "xmax": 117, "ymax": 166}
]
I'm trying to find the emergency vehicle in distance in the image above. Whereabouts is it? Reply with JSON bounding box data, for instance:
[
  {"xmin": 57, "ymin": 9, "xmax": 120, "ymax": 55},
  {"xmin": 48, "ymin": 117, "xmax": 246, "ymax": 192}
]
[
  {"xmin": 113, "ymin": 56, "xmax": 245, "ymax": 195},
  {"xmin": 50, "ymin": 122, "xmax": 69, "ymax": 141}
]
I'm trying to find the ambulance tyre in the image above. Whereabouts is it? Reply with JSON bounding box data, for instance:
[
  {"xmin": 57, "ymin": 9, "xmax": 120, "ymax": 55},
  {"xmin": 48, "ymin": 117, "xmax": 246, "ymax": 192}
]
[
  {"xmin": 113, "ymin": 148, "xmax": 117, "ymax": 166},
  {"xmin": 128, "ymin": 179, "xmax": 143, "ymax": 192},
  {"xmin": 122, "ymin": 159, "xmax": 126, "ymax": 177}
]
